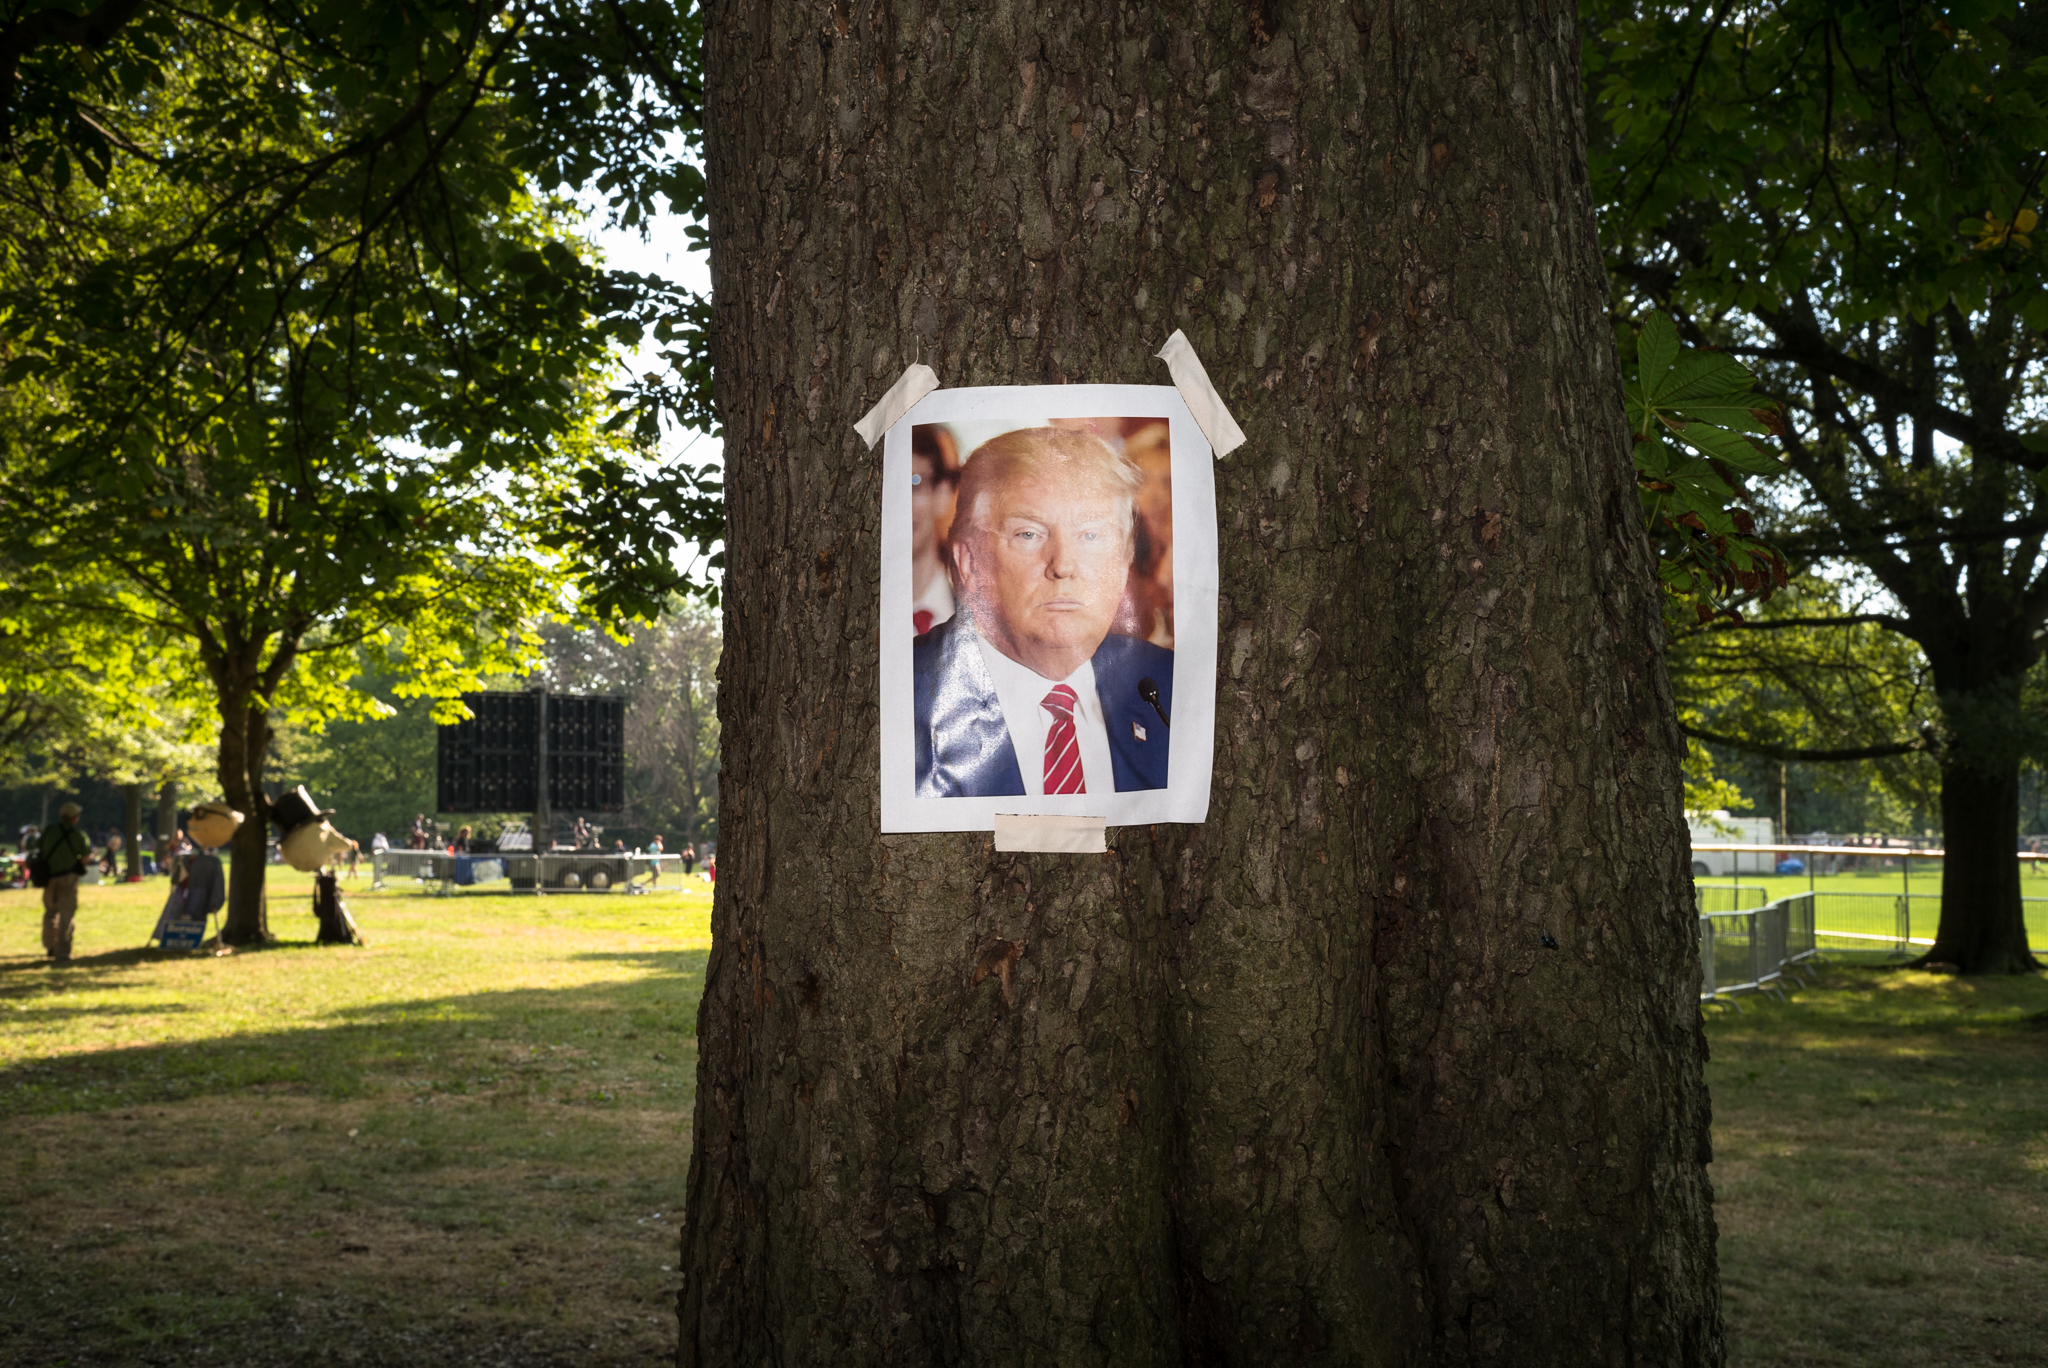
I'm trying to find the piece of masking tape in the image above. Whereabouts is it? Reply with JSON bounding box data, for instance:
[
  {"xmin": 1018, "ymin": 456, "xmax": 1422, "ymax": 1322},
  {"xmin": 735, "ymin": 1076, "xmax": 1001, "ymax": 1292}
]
[
  {"xmin": 853, "ymin": 362, "xmax": 941, "ymax": 449},
  {"xmin": 993, "ymin": 814, "xmax": 1107, "ymax": 854},
  {"xmin": 1154, "ymin": 330, "xmax": 1247, "ymax": 458}
]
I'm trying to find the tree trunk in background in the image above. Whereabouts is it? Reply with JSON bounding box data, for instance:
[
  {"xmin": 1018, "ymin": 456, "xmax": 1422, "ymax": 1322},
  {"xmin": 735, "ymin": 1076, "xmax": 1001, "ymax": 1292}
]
[
  {"xmin": 156, "ymin": 780, "xmax": 179, "ymax": 864},
  {"xmin": 682, "ymin": 1, "xmax": 1720, "ymax": 1363},
  {"xmin": 122, "ymin": 783, "xmax": 141, "ymax": 880},
  {"xmin": 217, "ymin": 693, "xmax": 272, "ymax": 945},
  {"xmin": 1913, "ymin": 643, "xmax": 2041, "ymax": 972},
  {"xmin": 1927, "ymin": 748, "xmax": 2038, "ymax": 974}
]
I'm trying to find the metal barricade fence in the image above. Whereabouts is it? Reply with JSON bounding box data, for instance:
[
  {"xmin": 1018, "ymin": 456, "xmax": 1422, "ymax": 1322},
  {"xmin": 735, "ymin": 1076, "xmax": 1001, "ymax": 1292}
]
[
  {"xmin": 1695, "ymin": 883, "xmax": 1768, "ymax": 914},
  {"xmin": 1698, "ymin": 886, "xmax": 2048, "ymax": 999},
  {"xmin": 371, "ymin": 850, "xmax": 448, "ymax": 891},
  {"xmin": 1800, "ymin": 891, "xmax": 2048, "ymax": 954},
  {"xmin": 1700, "ymin": 892, "xmax": 1816, "ymax": 1004},
  {"xmin": 1804, "ymin": 891, "xmax": 1915, "ymax": 952}
]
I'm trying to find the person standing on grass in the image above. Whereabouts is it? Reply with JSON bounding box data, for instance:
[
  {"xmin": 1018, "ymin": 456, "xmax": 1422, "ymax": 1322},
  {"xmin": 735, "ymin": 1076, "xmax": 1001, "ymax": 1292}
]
[
  {"xmin": 682, "ymin": 842, "xmax": 696, "ymax": 877},
  {"xmin": 647, "ymin": 833, "xmax": 664, "ymax": 887},
  {"xmin": 40, "ymin": 802, "xmax": 91, "ymax": 963}
]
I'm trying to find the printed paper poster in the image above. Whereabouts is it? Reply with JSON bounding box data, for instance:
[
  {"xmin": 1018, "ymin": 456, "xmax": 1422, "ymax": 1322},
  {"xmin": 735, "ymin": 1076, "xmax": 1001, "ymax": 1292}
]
[{"xmin": 879, "ymin": 385, "xmax": 1217, "ymax": 832}]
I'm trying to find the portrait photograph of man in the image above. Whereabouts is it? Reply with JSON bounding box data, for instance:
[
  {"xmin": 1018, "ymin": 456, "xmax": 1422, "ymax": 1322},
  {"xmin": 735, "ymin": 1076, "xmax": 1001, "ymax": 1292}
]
[{"xmin": 880, "ymin": 387, "xmax": 1216, "ymax": 832}]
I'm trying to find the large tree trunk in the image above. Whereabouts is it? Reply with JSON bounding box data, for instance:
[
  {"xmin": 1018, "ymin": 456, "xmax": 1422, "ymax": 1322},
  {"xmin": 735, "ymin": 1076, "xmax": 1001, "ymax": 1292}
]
[
  {"xmin": 1925, "ymin": 749, "xmax": 2039, "ymax": 974},
  {"xmin": 1912, "ymin": 658, "xmax": 2042, "ymax": 973},
  {"xmin": 217, "ymin": 690, "xmax": 272, "ymax": 945},
  {"xmin": 681, "ymin": 2, "xmax": 1720, "ymax": 1363}
]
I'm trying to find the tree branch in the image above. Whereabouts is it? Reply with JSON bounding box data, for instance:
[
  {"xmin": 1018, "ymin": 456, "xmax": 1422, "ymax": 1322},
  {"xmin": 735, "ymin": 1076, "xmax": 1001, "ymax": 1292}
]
[
  {"xmin": 1682, "ymin": 723, "xmax": 1926, "ymax": 762},
  {"xmin": 1739, "ymin": 311, "xmax": 2047, "ymax": 471},
  {"xmin": 0, "ymin": 0, "xmax": 154, "ymax": 145},
  {"xmin": 1702, "ymin": 613, "xmax": 1912, "ymax": 634}
]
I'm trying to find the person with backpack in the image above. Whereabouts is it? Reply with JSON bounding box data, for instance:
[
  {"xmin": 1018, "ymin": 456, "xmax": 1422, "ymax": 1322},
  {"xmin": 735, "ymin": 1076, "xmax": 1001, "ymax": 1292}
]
[{"xmin": 39, "ymin": 802, "xmax": 91, "ymax": 963}]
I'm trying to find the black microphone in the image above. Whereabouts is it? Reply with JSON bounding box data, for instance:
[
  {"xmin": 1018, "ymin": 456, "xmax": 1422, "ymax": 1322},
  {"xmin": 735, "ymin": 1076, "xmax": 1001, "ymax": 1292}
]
[{"xmin": 1138, "ymin": 678, "xmax": 1171, "ymax": 729}]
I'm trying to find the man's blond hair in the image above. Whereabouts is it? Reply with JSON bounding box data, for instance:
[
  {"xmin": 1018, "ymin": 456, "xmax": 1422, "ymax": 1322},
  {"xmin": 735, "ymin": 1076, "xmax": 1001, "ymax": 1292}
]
[{"xmin": 951, "ymin": 427, "xmax": 1144, "ymax": 553}]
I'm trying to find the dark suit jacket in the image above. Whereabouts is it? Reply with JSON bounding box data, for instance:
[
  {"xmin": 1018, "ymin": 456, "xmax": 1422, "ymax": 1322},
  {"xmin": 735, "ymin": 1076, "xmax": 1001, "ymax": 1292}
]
[{"xmin": 913, "ymin": 616, "xmax": 1173, "ymax": 798}]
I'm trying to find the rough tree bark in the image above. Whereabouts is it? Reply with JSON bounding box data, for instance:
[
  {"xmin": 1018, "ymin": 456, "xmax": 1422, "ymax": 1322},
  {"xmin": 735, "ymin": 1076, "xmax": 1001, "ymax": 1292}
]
[
  {"xmin": 1928, "ymin": 753, "xmax": 2035, "ymax": 973},
  {"xmin": 1922, "ymin": 670, "xmax": 2040, "ymax": 974},
  {"xmin": 682, "ymin": 1, "xmax": 1720, "ymax": 1363},
  {"xmin": 215, "ymin": 680, "xmax": 275, "ymax": 946}
]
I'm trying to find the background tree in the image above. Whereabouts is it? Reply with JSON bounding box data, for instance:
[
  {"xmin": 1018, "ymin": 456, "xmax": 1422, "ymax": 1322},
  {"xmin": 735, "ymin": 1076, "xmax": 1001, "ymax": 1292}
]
[
  {"xmin": 1672, "ymin": 573, "xmax": 1943, "ymax": 833},
  {"xmin": 274, "ymin": 667, "xmax": 439, "ymax": 853},
  {"xmin": 283, "ymin": 611, "xmax": 721, "ymax": 852},
  {"xmin": 540, "ymin": 601, "xmax": 720, "ymax": 848},
  {"xmin": 0, "ymin": 0, "xmax": 717, "ymax": 941},
  {"xmin": 0, "ymin": 573, "xmax": 215, "ymax": 833},
  {"xmin": 1587, "ymin": 0, "xmax": 2048, "ymax": 971},
  {"xmin": 679, "ymin": 0, "xmax": 1719, "ymax": 1359}
]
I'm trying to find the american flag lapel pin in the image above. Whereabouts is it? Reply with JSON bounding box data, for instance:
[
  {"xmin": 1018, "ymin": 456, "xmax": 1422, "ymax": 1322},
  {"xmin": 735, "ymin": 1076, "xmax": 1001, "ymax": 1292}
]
[{"xmin": 1133, "ymin": 721, "xmax": 1147, "ymax": 741}]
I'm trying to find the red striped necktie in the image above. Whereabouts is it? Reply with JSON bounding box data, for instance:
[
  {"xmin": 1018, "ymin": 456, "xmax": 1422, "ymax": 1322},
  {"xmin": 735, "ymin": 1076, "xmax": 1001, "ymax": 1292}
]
[{"xmin": 1042, "ymin": 684, "xmax": 1086, "ymax": 794}]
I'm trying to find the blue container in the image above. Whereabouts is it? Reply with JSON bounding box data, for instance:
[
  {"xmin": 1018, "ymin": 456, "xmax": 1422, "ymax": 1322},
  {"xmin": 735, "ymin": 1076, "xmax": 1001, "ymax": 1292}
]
[
  {"xmin": 452, "ymin": 856, "xmax": 505, "ymax": 886},
  {"xmin": 1775, "ymin": 857, "xmax": 1805, "ymax": 875}
]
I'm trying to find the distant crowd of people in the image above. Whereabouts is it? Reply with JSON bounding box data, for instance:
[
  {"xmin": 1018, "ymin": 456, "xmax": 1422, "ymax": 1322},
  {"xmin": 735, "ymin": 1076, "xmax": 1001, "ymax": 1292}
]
[
  {"xmin": 13, "ymin": 793, "xmax": 718, "ymax": 966},
  {"xmin": 12, "ymin": 803, "xmax": 718, "ymax": 906}
]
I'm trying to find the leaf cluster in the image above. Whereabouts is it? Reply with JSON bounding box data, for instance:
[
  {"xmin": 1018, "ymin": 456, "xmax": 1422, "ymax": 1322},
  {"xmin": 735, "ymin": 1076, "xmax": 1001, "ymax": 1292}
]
[
  {"xmin": 1623, "ymin": 312, "xmax": 1792, "ymax": 621},
  {"xmin": 0, "ymin": 0, "xmax": 718, "ymax": 741},
  {"xmin": 1591, "ymin": 0, "xmax": 2048, "ymax": 350},
  {"xmin": 1589, "ymin": 0, "xmax": 2048, "ymax": 780},
  {"xmin": 1670, "ymin": 573, "xmax": 1943, "ymax": 811}
]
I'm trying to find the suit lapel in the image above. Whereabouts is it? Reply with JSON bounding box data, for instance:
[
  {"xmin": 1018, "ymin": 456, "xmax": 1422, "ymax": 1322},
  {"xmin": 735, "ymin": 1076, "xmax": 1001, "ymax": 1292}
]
[
  {"xmin": 927, "ymin": 619, "xmax": 1025, "ymax": 797},
  {"xmin": 1097, "ymin": 637, "xmax": 1170, "ymax": 792}
]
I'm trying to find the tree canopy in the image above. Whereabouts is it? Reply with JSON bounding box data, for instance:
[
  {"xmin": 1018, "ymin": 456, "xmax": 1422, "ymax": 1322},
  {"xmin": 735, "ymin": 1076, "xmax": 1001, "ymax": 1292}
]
[
  {"xmin": 1586, "ymin": 0, "xmax": 2048, "ymax": 969},
  {"xmin": 0, "ymin": 0, "xmax": 719, "ymax": 940}
]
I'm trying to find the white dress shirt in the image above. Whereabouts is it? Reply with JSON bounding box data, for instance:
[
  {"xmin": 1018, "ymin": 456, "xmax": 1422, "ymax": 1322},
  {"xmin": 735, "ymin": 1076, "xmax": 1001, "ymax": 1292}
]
[{"xmin": 973, "ymin": 626, "xmax": 1114, "ymax": 797}]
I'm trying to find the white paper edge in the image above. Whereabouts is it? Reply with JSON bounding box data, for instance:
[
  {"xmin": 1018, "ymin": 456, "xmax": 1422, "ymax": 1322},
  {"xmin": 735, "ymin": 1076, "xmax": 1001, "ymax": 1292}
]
[
  {"xmin": 879, "ymin": 384, "xmax": 1219, "ymax": 833},
  {"xmin": 1154, "ymin": 331, "xmax": 1247, "ymax": 458},
  {"xmin": 993, "ymin": 814, "xmax": 1108, "ymax": 853},
  {"xmin": 854, "ymin": 363, "xmax": 941, "ymax": 449}
]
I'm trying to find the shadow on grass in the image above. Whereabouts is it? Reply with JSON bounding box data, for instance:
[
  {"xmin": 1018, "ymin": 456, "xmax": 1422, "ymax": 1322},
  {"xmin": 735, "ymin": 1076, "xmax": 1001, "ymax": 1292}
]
[
  {"xmin": 0, "ymin": 943, "xmax": 217, "ymax": 979},
  {"xmin": 0, "ymin": 950, "xmax": 704, "ymax": 1367},
  {"xmin": 567, "ymin": 949, "xmax": 706, "ymax": 966},
  {"xmin": 1706, "ymin": 963, "xmax": 2048, "ymax": 1366},
  {"xmin": 0, "ymin": 947, "xmax": 710, "ymax": 1118},
  {"xmin": 0, "ymin": 935, "xmax": 348, "ymax": 980}
]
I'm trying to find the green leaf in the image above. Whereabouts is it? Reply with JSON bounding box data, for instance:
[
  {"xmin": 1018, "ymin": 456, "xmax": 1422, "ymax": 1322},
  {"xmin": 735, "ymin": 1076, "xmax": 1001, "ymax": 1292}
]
[
  {"xmin": 1633, "ymin": 431, "xmax": 1675, "ymax": 477},
  {"xmin": 1638, "ymin": 312, "xmax": 1680, "ymax": 402},
  {"xmin": 1664, "ymin": 456, "xmax": 1738, "ymax": 508},
  {"xmin": 1669, "ymin": 420, "xmax": 1784, "ymax": 475},
  {"xmin": 1667, "ymin": 399, "xmax": 1775, "ymax": 434},
  {"xmin": 1658, "ymin": 349, "xmax": 1756, "ymax": 405}
]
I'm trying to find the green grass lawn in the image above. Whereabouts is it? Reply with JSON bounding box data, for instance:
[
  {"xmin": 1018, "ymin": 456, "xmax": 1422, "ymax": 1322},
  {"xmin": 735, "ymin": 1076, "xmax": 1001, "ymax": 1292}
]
[
  {"xmin": 1, "ymin": 866, "xmax": 713, "ymax": 1366},
  {"xmin": 3, "ymin": 872, "xmax": 2043, "ymax": 1365},
  {"xmin": 1707, "ymin": 958, "xmax": 2048, "ymax": 1366}
]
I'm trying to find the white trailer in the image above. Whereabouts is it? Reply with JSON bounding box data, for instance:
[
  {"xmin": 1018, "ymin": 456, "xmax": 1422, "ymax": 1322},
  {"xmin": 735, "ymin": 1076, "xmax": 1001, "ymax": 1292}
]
[{"xmin": 1686, "ymin": 813, "xmax": 1779, "ymax": 877}]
